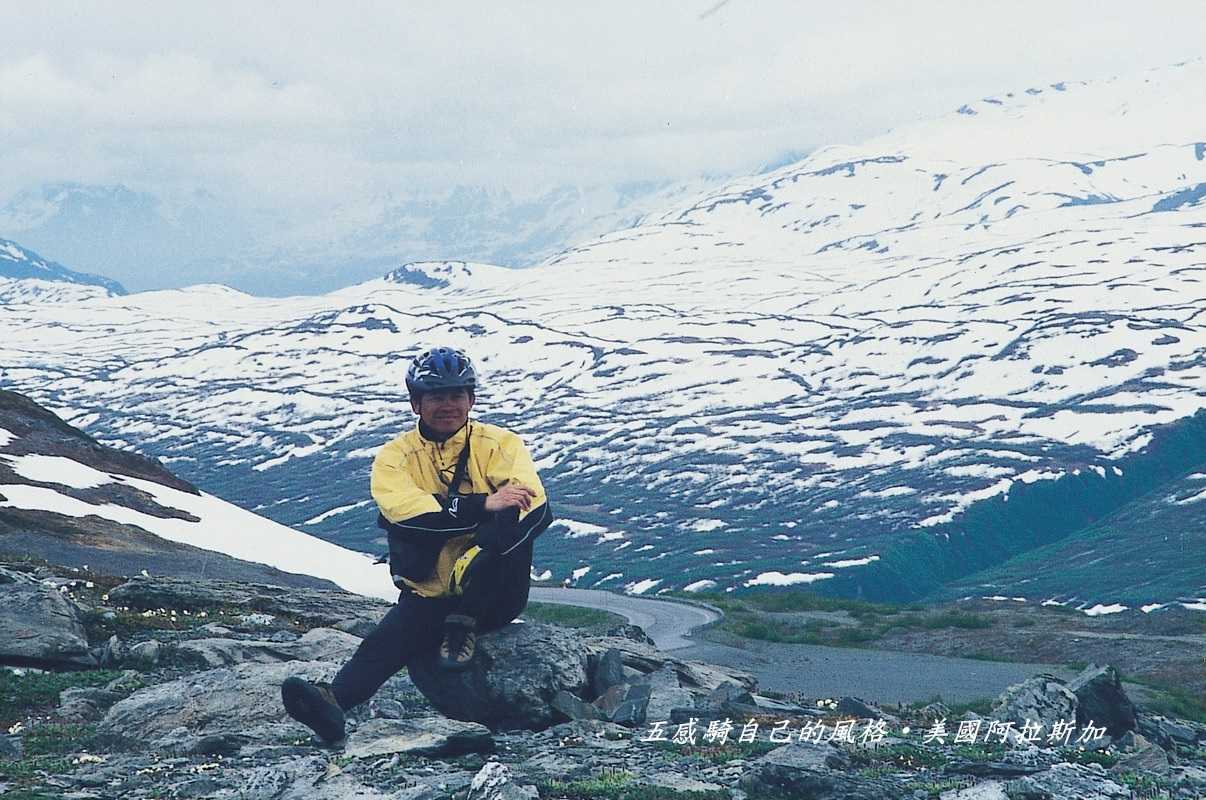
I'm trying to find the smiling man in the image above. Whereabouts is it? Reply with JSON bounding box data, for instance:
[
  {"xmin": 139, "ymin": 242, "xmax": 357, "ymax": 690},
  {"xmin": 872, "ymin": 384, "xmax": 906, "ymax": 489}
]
[{"xmin": 281, "ymin": 346, "xmax": 553, "ymax": 744}]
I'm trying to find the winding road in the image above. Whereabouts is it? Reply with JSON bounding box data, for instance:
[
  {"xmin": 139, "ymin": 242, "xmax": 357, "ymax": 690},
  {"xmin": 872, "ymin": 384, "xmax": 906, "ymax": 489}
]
[{"xmin": 530, "ymin": 587, "xmax": 1078, "ymax": 704}]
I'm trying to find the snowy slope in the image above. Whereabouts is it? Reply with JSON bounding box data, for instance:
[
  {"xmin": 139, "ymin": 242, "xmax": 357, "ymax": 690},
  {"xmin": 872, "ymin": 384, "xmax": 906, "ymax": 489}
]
[
  {"xmin": 1, "ymin": 62, "xmax": 1204, "ymax": 608},
  {"xmin": 0, "ymin": 391, "xmax": 395, "ymax": 600}
]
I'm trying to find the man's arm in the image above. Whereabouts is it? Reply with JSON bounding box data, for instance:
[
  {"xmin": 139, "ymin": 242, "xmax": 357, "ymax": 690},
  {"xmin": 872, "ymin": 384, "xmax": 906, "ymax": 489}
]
[
  {"xmin": 476, "ymin": 431, "xmax": 554, "ymax": 554},
  {"xmin": 371, "ymin": 439, "xmax": 488, "ymax": 534}
]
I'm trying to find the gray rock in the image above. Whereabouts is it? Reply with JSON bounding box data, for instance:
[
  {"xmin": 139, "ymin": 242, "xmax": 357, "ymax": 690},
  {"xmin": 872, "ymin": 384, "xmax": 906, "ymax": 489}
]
[
  {"xmin": 0, "ymin": 734, "xmax": 22, "ymax": 760},
  {"xmin": 0, "ymin": 566, "xmax": 95, "ymax": 668},
  {"xmin": 991, "ymin": 675, "xmax": 1077, "ymax": 731},
  {"xmin": 409, "ymin": 622, "xmax": 590, "ymax": 731},
  {"xmin": 1137, "ymin": 714, "xmax": 1200, "ymax": 752},
  {"xmin": 466, "ymin": 761, "xmax": 538, "ymax": 800},
  {"xmin": 605, "ymin": 624, "xmax": 656, "ymax": 646},
  {"xmin": 101, "ymin": 659, "xmax": 337, "ymax": 743},
  {"xmin": 1110, "ymin": 734, "xmax": 1170, "ymax": 776},
  {"xmin": 127, "ymin": 640, "xmax": 161, "ymax": 668},
  {"xmin": 835, "ymin": 696, "xmax": 883, "ymax": 720},
  {"xmin": 99, "ymin": 634, "xmax": 129, "ymax": 668},
  {"xmin": 344, "ymin": 716, "xmax": 494, "ymax": 759},
  {"xmin": 1067, "ymin": 664, "xmax": 1135, "ymax": 737},
  {"xmin": 1005, "ymin": 762, "xmax": 1130, "ymax": 799},
  {"xmin": 371, "ymin": 698, "xmax": 405, "ymax": 719},
  {"xmin": 177, "ymin": 627, "xmax": 361, "ymax": 668},
  {"xmin": 739, "ymin": 741, "xmax": 876, "ymax": 800},
  {"xmin": 590, "ymin": 647, "xmax": 626, "ymax": 698},
  {"xmin": 592, "ymin": 682, "xmax": 651, "ymax": 726},
  {"xmin": 58, "ymin": 686, "xmax": 124, "ymax": 722},
  {"xmin": 695, "ymin": 681, "xmax": 755, "ymax": 714},
  {"xmin": 552, "ymin": 690, "xmax": 605, "ymax": 722}
]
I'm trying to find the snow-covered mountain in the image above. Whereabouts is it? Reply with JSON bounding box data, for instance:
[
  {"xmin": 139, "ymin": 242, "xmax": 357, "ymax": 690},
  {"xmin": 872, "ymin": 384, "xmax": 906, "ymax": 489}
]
[
  {"xmin": 1, "ymin": 62, "xmax": 1204, "ymax": 611},
  {"xmin": 0, "ymin": 389, "xmax": 395, "ymax": 600},
  {"xmin": 0, "ymin": 237, "xmax": 125, "ymax": 302}
]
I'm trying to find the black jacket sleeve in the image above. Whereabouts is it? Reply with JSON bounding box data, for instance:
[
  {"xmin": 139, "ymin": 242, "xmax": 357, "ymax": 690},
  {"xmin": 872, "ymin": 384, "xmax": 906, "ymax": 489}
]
[{"xmin": 474, "ymin": 501, "xmax": 554, "ymax": 555}]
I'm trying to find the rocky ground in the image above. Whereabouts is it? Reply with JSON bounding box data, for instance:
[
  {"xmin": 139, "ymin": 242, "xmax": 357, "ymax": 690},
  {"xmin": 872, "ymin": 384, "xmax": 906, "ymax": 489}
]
[{"xmin": 2, "ymin": 560, "xmax": 1205, "ymax": 800}]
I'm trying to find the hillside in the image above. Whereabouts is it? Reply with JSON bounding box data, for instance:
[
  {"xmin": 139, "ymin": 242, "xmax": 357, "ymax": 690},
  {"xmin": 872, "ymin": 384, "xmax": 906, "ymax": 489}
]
[{"xmin": 0, "ymin": 237, "xmax": 125, "ymax": 302}]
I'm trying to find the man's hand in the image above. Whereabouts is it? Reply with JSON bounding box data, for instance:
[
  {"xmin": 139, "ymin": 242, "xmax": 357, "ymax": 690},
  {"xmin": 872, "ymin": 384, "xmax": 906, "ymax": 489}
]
[{"xmin": 485, "ymin": 484, "xmax": 536, "ymax": 513}]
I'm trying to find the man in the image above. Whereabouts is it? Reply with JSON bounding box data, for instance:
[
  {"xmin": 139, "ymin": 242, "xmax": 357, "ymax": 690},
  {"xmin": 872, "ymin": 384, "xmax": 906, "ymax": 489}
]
[{"xmin": 281, "ymin": 346, "xmax": 553, "ymax": 744}]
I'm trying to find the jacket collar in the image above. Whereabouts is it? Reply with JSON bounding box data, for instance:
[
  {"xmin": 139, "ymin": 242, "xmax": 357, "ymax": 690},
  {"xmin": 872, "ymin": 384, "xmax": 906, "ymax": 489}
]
[{"xmin": 418, "ymin": 419, "xmax": 471, "ymax": 450}]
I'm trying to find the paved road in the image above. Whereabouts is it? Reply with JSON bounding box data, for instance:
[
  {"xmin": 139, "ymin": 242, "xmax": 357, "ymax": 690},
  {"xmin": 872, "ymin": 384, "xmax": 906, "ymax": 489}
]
[
  {"xmin": 528, "ymin": 587, "xmax": 719, "ymax": 651},
  {"xmin": 530, "ymin": 587, "xmax": 1077, "ymax": 704}
]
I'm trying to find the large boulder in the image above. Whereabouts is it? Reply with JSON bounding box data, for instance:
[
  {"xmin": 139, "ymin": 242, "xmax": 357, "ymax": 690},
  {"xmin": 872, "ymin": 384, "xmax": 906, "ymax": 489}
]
[
  {"xmin": 0, "ymin": 566, "xmax": 95, "ymax": 667},
  {"xmin": 991, "ymin": 674, "xmax": 1078, "ymax": 731},
  {"xmin": 409, "ymin": 622, "xmax": 591, "ymax": 731},
  {"xmin": 101, "ymin": 659, "xmax": 337, "ymax": 744},
  {"xmin": 738, "ymin": 741, "xmax": 886, "ymax": 800},
  {"xmin": 176, "ymin": 628, "xmax": 362, "ymax": 668},
  {"xmin": 409, "ymin": 623, "xmax": 757, "ymax": 732},
  {"xmin": 1067, "ymin": 664, "xmax": 1135, "ymax": 737},
  {"xmin": 107, "ymin": 576, "xmax": 390, "ymax": 636}
]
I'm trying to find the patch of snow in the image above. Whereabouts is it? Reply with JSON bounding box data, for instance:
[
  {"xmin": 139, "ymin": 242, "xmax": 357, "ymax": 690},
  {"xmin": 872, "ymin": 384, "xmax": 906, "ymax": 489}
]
[
  {"xmin": 4, "ymin": 453, "xmax": 115, "ymax": 489},
  {"xmin": 1141, "ymin": 603, "xmax": 1167, "ymax": 613},
  {"xmin": 530, "ymin": 568, "xmax": 552, "ymax": 581},
  {"xmin": 688, "ymin": 518, "xmax": 725, "ymax": 533},
  {"xmin": 558, "ymin": 519, "xmax": 609, "ymax": 538},
  {"xmin": 571, "ymin": 566, "xmax": 591, "ymax": 580},
  {"xmin": 1082, "ymin": 603, "xmax": 1128, "ymax": 616},
  {"xmin": 823, "ymin": 555, "xmax": 880, "ymax": 569},
  {"xmin": 0, "ymin": 476, "xmax": 395, "ymax": 600},
  {"xmin": 682, "ymin": 579, "xmax": 717, "ymax": 592},
  {"xmin": 0, "ymin": 428, "xmax": 15, "ymax": 448},
  {"xmin": 626, "ymin": 578, "xmax": 661, "ymax": 595},
  {"xmin": 302, "ymin": 499, "xmax": 373, "ymax": 525},
  {"xmin": 743, "ymin": 571, "xmax": 835, "ymax": 587}
]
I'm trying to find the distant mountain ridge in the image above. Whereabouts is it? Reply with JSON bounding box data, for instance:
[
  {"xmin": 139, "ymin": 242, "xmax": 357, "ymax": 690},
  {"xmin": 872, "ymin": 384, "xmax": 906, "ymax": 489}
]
[{"xmin": 0, "ymin": 237, "xmax": 126, "ymax": 298}]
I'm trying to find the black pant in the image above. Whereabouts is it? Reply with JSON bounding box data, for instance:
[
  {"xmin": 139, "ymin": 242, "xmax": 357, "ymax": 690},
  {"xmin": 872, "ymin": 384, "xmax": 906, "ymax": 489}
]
[{"xmin": 330, "ymin": 537, "xmax": 534, "ymax": 710}]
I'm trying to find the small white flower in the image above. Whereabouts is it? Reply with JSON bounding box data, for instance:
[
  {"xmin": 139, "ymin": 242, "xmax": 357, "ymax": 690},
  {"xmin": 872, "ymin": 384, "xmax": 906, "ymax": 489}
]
[
  {"xmin": 7, "ymin": 722, "xmax": 24, "ymax": 735},
  {"xmin": 85, "ymin": 581, "xmax": 95, "ymax": 589}
]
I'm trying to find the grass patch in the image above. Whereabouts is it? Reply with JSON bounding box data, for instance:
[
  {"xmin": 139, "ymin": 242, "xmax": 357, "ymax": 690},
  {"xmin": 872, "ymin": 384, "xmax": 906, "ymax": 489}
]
[
  {"xmin": 1062, "ymin": 748, "xmax": 1120, "ymax": 768},
  {"xmin": 521, "ymin": 602, "xmax": 627, "ymax": 629},
  {"xmin": 0, "ymin": 669, "xmax": 128, "ymax": 727},
  {"xmin": 648, "ymin": 737, "xmax": 781, "ymax": 764},
  {"xmin": 22, "ymin": 723, "xmax": 103, "ymax": 756},
  {"xmin": 1134, "ymin": 682, "xmax": 1206, "ymax": 724}
]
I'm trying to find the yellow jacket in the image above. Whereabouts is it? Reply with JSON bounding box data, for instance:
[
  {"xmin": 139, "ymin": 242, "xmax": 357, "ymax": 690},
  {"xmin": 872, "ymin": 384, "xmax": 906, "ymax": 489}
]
[{"xmin": 371, "ymin": 419, "xmax": 550, "ymax": 597}]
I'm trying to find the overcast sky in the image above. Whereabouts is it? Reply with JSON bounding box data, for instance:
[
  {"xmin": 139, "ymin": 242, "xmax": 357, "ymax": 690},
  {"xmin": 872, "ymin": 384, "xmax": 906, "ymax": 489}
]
[{"xmin": 2, "ymin": 2, "xmax": 1204, "ymax": 224}]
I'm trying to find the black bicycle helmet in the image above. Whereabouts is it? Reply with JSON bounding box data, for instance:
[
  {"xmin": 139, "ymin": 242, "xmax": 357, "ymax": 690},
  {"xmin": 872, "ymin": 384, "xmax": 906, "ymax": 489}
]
[{"xmin": 406, "ymin": 347, "xmax": 478, "ymax": 397}]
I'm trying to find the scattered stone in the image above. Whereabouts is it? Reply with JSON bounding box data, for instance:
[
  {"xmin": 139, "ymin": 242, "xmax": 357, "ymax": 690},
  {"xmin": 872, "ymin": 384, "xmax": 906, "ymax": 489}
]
[
  {"xmin": 99, "ymin": 635, "xmax": 128, "ymax": 668},
  {"xmin": 0, "ymin": 566, "xmax": 96, "ymax": 668},
  {"xmin": 1004, "ymin": 762, "xmax": 1130, "ymax": 799},
  {"xmin": 345, "ymin": 717, "xmax": 494, "ymax": 759},
  {"xmin": 835, "ymin": 696, "xmax": 883, "ymax": 720},
  {"xmin": 466, "ymin": 761, "xmax": 538, "ymax": 800},
  {"xmin": 1067, "ymin": 664, "xmax": 1135, "ymax": 737}
]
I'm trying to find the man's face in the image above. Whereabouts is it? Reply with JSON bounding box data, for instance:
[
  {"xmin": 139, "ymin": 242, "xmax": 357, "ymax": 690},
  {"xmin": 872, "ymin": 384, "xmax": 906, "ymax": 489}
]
[{"xmin": 411, "ymin": 387, "xmax": 474, "ymax": 435}]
